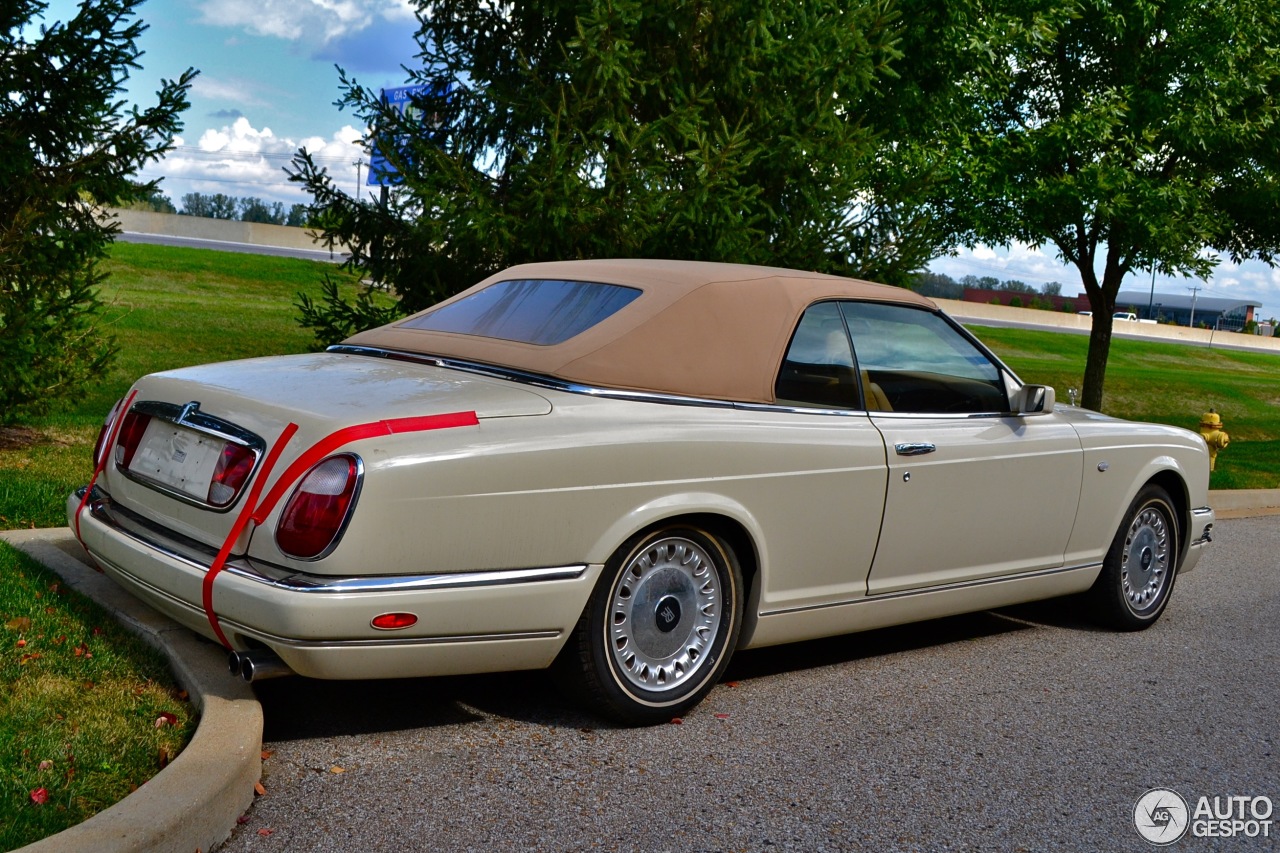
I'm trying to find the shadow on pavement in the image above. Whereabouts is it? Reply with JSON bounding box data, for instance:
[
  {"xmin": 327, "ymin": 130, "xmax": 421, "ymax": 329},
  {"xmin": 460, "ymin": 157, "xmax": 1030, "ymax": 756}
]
[{"xmin": 255, "ymin": 600, "xmax": 1107, "ymax": 737}]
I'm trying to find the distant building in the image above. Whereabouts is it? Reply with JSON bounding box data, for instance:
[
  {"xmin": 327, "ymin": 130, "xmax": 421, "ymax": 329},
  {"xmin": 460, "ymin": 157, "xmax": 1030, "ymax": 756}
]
[{"xmin": 1112, "ymin": 291, "xmax": 1262, "ymax": 330}]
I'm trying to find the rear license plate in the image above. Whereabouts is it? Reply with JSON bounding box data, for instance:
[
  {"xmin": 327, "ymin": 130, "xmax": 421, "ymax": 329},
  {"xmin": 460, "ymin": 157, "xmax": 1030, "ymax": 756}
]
[{"xmin": 128, "ymin": 420, "xmax": 225, "ymax": 502}]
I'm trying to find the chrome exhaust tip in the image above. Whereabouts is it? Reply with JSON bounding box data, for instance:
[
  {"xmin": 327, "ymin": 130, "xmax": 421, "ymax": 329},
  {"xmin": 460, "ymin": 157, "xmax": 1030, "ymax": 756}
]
[{"xmin": 238, "ymin": 650, "xmax": 294, "ymax": 682}]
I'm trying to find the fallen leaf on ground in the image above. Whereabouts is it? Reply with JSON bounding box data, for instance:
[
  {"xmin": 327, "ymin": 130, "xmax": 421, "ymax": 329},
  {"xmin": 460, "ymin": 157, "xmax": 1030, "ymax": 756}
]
[
  {"xmin": 257, "ymin": 828, "xmax": 274, "ymax": 837},
  {"xmin": 16, "ymin": 639, "xmax": 25, "ymax": 648},
  {"xmin": 154, "ymin": 712, "xmax": 177, "ymax": 728},
  {"xmin": 714, "ymin": 713, "xmax": 730, "ymax": 720},
  {"xmin": 253, "ymin": 781, "xmax": 266, "ymax": 796},
  {"xmin": 261, "ymin": 749, "xmax": 275, "ymax": 760},
  {"xmin": 237, "ymin": 815, "xmax": 251, "ymax": 825},
  {"xmin": 38, "ymin": 760, "xmax": 53, "ymax": 771},
  {"xmin": 29, "ymin": 788, "xmax": 49, "ymax": 805},
  {"xmin": 6, "ymin": 617, "xmax": 31, "ymax": 632},
  {"xmin": 669, "ymin": 717, "xmax": 683, "ymax": 725},
  {"xmin": 330, "ymin": 766, "xmax": 345, "ymax": 774},
  {"xmin": 725, "ymin": 681, "xmax": 741, "ymax": 688}
]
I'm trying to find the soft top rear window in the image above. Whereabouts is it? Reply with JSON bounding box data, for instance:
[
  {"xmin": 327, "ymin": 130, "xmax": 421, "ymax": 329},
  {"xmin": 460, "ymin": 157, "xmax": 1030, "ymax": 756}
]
[{"xmin": 400, "ymin": 278, "xmax": 642, "ymax": 345}]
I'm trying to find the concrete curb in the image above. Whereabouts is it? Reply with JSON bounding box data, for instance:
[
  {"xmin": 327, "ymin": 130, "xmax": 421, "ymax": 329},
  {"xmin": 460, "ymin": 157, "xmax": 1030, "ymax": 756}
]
[
  {"xmin": 1, "ymin": 528, "xmax": 261, "ymax": 853},
  {"xmin": 1209, "ymin": 488, "xmax": 1280, "ymax": 518}
]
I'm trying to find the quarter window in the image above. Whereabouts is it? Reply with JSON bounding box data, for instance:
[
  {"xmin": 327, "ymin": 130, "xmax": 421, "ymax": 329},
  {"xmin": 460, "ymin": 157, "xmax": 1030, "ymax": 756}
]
[{"xmin": 774, "ymin": 302, "xmax": 858, "ymax": 408}]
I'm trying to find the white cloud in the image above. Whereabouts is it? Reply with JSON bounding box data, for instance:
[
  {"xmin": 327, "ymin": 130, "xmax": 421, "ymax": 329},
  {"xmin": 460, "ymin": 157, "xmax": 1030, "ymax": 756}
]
[
  {"xmin": 145, "ymin": 117, "xmax": 368, "ymax": 206},
  {"xmin": 192, "ymin": 76, "xmax": 272, "ymax": 108},
  {"xmin": 196, "ymin": 0, "xmax": 415, "ymax": 44}
]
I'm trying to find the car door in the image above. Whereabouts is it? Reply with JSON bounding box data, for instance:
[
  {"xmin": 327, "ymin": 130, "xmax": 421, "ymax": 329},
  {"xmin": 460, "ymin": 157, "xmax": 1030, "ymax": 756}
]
[{"xmin": 840, "ymin": 301, "xmax": 1084, "ymax": 595}]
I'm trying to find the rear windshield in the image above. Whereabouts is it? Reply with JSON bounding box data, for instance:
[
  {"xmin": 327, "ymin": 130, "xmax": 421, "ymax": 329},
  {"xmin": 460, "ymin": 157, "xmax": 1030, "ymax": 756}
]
[{"xmin": 400, "ymin": 278, "xmax": 642, "ymax": 345}]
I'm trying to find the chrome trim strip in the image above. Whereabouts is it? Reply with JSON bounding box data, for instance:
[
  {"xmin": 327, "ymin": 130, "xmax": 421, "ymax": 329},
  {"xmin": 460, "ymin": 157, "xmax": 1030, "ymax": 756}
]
[
  {"xmin": 82, "ymin": 486, "xmax": 589, "ymax": 594},
  {"xmin": 328, "ymin": 344, "xmax": 1021, "ymax": 420},
  {"xmin": 759, "ymin": 562, "xmax": 1103, "ymax": 618},
  {"xmin": 131, "ymin": 400, "xmax": 265, "ymax": 450},
  {"xmin": 1191, "ymin": 506, "xmax": 1213, "ymax": 517},
  {"xmin": 227, "ymin": 623, "xmax": 564, "ymax": 649},
  {"xmin": 91, "ymin": 561, "xmax": 563, "ymax": 648}
]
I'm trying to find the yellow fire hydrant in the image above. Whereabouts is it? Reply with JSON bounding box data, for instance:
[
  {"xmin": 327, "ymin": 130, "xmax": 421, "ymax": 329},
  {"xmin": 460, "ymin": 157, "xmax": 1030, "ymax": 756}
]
[{"xmin": 1198, "ymin": 409, "xmax": 1230, "ymax": 471}]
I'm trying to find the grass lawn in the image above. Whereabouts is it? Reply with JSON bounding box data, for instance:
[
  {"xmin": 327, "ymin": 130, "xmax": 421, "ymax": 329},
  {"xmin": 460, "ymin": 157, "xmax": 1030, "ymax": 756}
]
[{"xmin": 0, "ymin": 544, "xmax": 194, "ymax": 850}]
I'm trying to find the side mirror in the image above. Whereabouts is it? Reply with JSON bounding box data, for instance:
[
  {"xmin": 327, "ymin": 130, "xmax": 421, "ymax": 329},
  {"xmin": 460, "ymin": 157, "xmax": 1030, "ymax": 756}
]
[{"xmin": 1013, "ymin": 384, "xmax": 1055, "ymax": 415}]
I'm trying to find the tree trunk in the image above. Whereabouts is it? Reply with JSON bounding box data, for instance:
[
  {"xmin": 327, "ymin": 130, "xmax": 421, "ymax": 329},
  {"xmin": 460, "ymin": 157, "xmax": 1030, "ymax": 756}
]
[
  {"xmin": 1082, "ymin": 312, "xmax": 1114, "ymax": 411},
  {"xmin": 1081, "ymin": 262, "xmax": 1126, "ymax": 411}
]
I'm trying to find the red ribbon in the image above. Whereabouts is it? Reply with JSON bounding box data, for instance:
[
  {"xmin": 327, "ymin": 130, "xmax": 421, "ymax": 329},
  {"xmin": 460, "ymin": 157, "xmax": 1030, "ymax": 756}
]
[{"xmin": 202, "ymin": 410, "xmax": 479, "ymax": 648}]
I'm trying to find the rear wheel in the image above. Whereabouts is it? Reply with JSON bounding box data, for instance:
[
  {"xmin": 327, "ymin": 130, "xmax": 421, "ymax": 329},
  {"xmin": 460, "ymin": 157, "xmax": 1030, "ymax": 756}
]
[
  {"xmin": 558, "ymin": 525, "xmax": 743, "ymax": 725},
  {"xmin": 1088, "ymin": 485, "xmax": 1179, "ymax": 630}
]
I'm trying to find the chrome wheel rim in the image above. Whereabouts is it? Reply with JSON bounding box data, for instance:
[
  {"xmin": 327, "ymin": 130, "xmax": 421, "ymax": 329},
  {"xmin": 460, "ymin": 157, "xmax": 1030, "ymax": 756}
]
[
  {"xmin": 607, "ymin": 535, "xmax": 722, "ymax": 694},
  {"xmin": 1121, "ymin": 504, "xmax": 1172, "ymax": 614}
]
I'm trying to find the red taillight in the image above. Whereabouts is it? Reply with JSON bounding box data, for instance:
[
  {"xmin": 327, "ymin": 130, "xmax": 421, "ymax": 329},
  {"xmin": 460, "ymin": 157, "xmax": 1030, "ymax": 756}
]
[
  {"xmin": 92, "ymin": 398, "xmax": 126, "ymax": 466},
  {"xmin": 371, "ymin": 612, "xmax": 418, "ymax": 630},
  {"xmin": 113, "ymin": 410, "xmax": 153, "ymax": 470},
  {"xmin": 207, "ymin": 443, "xmax": 256, "ymax": 508},
  {"xmin": 275, "ymin": 454, "xmax": 360, "ymax": 560}
]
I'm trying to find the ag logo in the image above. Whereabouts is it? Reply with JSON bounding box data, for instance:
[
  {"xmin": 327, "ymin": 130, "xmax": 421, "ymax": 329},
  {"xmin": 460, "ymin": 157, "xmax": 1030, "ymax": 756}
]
[{"xmin": 1134, "ymin": 788, "xmax": 1189, "ymax": 845}]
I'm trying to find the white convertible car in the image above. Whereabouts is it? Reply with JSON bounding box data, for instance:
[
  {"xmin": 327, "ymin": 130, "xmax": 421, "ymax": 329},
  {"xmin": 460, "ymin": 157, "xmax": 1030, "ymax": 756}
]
[{"xmin": 70, "ymin": 260, "xmax": 1214, "ymax": 723}]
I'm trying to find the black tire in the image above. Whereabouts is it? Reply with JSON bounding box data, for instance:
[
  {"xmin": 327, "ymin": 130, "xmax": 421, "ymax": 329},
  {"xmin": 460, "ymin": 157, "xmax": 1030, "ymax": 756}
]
[
  {"xmin": 1088, "ymin": 485, "xmax": 1180, "ymax": 631},
  {"xmin": 557, "ymin": 525, "xmax": 743, "ymax": 725}
]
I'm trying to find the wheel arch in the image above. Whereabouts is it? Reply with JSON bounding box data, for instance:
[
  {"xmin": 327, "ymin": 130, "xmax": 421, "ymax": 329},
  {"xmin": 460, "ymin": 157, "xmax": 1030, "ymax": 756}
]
[
  {"xmin": 1145, "ymin": 468, "xmax": 1190, "ymax": 565},
  {"xmin": 586, "ymin": 500, "xmax": 765, "ymax": 651}
]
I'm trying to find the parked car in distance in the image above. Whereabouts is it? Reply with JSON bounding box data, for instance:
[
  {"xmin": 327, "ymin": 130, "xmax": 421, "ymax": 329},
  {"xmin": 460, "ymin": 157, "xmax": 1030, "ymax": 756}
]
[{"xmin": 70, "ymin": 260, "xmax": 1215, "ymax": 724}]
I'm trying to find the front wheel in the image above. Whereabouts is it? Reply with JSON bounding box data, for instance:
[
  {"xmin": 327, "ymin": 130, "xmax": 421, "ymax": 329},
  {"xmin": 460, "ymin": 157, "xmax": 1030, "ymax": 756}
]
[
  {"xmin": 1088, "ymin": 485, "xmax": 1180, "ymax": 631},
  {"xmin": 558, "ymin": 526, "xmax": 743, "ymax": 725}
]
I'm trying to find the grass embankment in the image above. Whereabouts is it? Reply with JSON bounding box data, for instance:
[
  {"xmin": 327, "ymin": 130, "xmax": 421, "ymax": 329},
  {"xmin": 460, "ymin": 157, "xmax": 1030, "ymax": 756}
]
[
  {"xmin": 0, "ymin": 545, "xmax": 193, "ymax": 850},
  {"xmin": 978, "ymin": 326, "xmax": 1280, "ymax": 490}
]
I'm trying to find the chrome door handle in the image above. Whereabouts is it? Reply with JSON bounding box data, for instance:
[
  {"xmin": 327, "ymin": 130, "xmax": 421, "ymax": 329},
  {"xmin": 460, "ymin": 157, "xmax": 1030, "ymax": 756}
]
[{"xmin": 894, "ymin": 442, "xmax": 936, "ymax": 456}]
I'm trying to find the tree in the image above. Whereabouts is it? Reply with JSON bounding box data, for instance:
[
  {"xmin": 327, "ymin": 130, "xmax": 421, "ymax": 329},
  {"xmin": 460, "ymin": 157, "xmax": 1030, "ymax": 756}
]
[
  {"xmin": 238, "ymin": 197, "xmax": 286, "ymax": 224},
  {"xmin": 938, "ymin": 0, "xmax": 1280, "ymax": 410},
  {"xmin": 119, "ymin": 186, "xmax": 176, "ymax": 214},
  {"xmin": 289, "ymin": 0, "xmax": 933, "ymax": 342},
  {"xmin": 285, "ymin": 204, "xmax": 309, "ymax": 227},
  {"xmin": 1, "ymin": 0, "xmax": 194, "ymax": 422},
  {"xmin": 180, "ymin": 192, "xmax": 237, "ymax": 220}
]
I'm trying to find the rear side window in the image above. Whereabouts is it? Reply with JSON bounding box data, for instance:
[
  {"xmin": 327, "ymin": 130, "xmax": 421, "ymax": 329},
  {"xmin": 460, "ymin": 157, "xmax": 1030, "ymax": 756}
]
[
  {"xmin": 401, "ymin": 278, "xmax": 642, "ymax": 345},
  {"xmin": 774, "ymin": 302, "xmax": 858, "ymax": 408}
]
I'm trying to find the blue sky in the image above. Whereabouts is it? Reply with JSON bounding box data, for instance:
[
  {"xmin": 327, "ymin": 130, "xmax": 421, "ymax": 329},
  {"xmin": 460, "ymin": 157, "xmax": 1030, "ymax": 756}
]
[
  {"xmin": 42, "ymin": 0, "xmax": 421, "ymax": 206},
  {"xmin": 35, "ymin": 1, "xmax": 1279, "ymax": 314}
]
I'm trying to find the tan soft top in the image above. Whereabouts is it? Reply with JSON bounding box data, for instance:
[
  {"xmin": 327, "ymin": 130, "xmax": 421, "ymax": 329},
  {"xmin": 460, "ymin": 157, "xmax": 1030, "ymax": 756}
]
[{"xmin": 344, "ymin": 259, "xmax": 937, "ymax": 404}]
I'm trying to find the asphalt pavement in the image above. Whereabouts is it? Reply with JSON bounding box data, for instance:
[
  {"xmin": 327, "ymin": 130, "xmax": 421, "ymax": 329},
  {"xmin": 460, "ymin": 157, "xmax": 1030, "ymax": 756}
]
[{"xmin": 212, "ymin": 515, "xmax": 1279, "ymax": 853}]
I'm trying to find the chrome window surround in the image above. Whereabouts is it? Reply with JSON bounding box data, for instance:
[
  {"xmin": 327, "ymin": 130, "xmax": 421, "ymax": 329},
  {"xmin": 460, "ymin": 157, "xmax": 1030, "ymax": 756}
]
[
  {"xmin": 327, "ymin": 340, "xmax": 1023, "ymax": 422},
  {"xmin": 116, "ymin": 400, "xmax": 266, "ymax": 513},
  {"xmin": 78, "ymin": 485, "xmax": 588, "ymax": 594}
]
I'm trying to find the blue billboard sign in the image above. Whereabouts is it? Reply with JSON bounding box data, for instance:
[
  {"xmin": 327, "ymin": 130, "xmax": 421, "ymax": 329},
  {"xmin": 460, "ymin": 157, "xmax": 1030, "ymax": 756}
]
[{"xmin": 367, "ymin": 83, "xmax": 449, "ymax": 186}]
